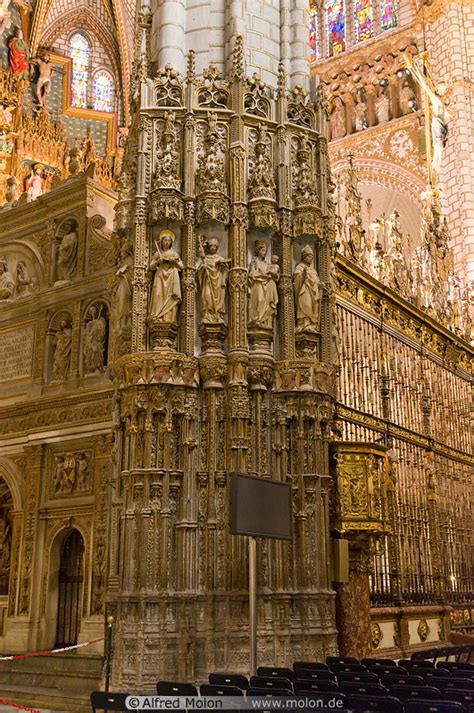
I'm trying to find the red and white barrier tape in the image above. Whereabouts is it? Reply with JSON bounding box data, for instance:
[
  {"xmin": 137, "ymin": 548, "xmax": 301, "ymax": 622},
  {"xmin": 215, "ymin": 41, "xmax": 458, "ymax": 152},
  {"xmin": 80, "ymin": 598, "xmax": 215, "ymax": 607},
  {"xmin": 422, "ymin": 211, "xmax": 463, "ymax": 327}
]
[
  {"xmin": 0, "ymin": 697, "xmax": 41, "ymax": 712},
  {"xmin": 0, "ymin": 636, "xmax": 106, "ymax": 661}
]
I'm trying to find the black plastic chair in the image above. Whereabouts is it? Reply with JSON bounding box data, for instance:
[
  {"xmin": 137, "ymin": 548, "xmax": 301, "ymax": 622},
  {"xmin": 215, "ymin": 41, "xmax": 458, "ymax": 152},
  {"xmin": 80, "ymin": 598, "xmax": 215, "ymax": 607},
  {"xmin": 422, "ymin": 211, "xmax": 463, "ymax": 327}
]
[
  {"xmin": 327, "ymin": 655, "xmax": 359, "ymax": 665},
  {"xmin": 381, "ymin": 674, "xmax": 425, "ymax": 687},
  {"xmin": 362, "ymin": 658, "xmax": 397, "ymax": 667},
  {"xmin": 442, "ymin": 678, "xmax": 474, "ymax": 690},
  {"xmin": 293, "ymin": 661, "xmax": 329, "ymax": 672},
  {"xmin": 249, "ymin": 676, "xmax": 293, "ymax": 691},
  {"xmin": 200, "ymin": 684, "xmax": 243, "ymax": 697},
  {"xmin": 156, "ymin": 681, "xmax": 198, "ymax": 696},
  {"xmin": 296, "ymin": 691, "xmax": 347, "ymax": 707},
  {"xmin": 390, "ymin": 684, "xmax": 441, "ymax": 702},
  {"xmin": 404, "ymin": 700, "xmax": 464, "ymax": 713},
  {"xmin": 91, "ymin": 692, "xmax": 131, "ymax": 712},
  {"xmin": 337, "ymin": 671, "xmax": 380, "ymax": 684},
  {"xmin": 295, "ymin": 669, "xmax": 336, "ymax": 682},
  {"xmin": 425, "ymin": 668, "xmax": 451, "ymax": 678},
  {"xmin": 452, "ymin": 669, "xmax": 474, "ymax": 680},
  {"xmin": 375, "ymin": 666, "xmax": 408, "ymax": 677},
  {"xmin": 347, "ymin": 694, "xmax": 403, "ymax": 713},
  {"xmin": 257, "ymin": 666, "xmax": 295, "ymax": 680},
  {"xmin": 406, "ymin": 666, "xmax": 439, "ymax": 678},
  {"xmin": 439, "ymin": 662, "xmax": 474, "ymax": 673},
  {"xmin": 400, "ymin": 659, "xmax": 435, "ymax": 670},
  {"xmin": 331, "ymin": 662, "xmax": 368, "ymax": 674},
  {"xmin": 444, "ymin": 689, "xmax": 474, "ymax": 707},
  {"xmin": 294, "ymin": 679, "xmax": 339, "ymax": 694},
  {"xmin": 339, "ymin": 682, "xmax": 388, "ymax": 697},
  {"xmin": 247, "ymin": 688, "xmax": 292, "ymax": 697},
  {"xmin": 209, "ymin": 673, "xmax": 249, "ymax": 690}
]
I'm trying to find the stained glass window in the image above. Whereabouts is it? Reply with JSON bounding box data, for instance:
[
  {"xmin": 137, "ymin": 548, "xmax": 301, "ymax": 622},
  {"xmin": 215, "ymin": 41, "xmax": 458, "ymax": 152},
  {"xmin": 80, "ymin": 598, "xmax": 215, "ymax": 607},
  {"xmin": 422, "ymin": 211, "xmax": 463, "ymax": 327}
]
[
  {"xmin": 309, "ymin": 3, "xmax": 319, "ymax": 62},
  {"xmin": 93, "ymin": 70, "xmax": 114, "ymax": 112},
  {"xmin": 354, "ymin": 0, "xmax": 373, "ymax": 41},
  {"xmin": 69, "ymin": 33, "xmax": 90, "ymax": 108},
  {"xmin": 381, "ymin": 0, "xmax": 398, "ymax": 30},
  {"xmin": 326, "ymin": 0, "xmax": 346, "ymax": 57}
]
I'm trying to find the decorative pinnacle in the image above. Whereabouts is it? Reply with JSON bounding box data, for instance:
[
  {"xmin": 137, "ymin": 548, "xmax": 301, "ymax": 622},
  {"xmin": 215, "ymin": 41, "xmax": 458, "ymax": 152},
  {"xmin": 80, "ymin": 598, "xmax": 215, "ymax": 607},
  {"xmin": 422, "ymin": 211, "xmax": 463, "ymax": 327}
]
[
  {"xmin": 231, "ymin": 34, "xmax": 244, "ymax": 82},
  {"xmin": 186, "ymin": 50, "xmax": 196, "ymax": 83},
  {"xmin": 277, "ymin": 62, "xmax": 286, "ymax": 98}
]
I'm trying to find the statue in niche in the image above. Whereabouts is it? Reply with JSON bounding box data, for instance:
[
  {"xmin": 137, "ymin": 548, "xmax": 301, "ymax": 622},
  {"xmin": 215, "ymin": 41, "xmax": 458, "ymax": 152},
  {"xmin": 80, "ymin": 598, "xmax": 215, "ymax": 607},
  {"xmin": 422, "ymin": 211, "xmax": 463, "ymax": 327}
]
[
  {"xmin": 293, "ymin": 245, "xmax": 321, "ymax": 334},
  {"xmin": 247, "ymin": 240, "xmax": 279, "ymax": 330},
  {"xmin": 30, "ymin": 51, "xmax": 55, "ymax": 108},
  {"xmin": 196, "ymin": 235, "xmax": 230, "ymax": 324},
  {"xmin": 52, "ymin": 319, "xmax": 72, "ymax": 381},
  {"xmin": 154, "ymin": 110, "xmax": 180, "ymax": 190},
  {"xmin": 8, "ymin": 27, "xmax": 28, "ymax": 78},
  {"xmin": 330, "ymin": 97, "xmax": 346, "ymax": 140},
  {"xmin": 248, "ymin": 125, "xmax": 276, "ymax": 200},
  {"xmin": 400, "ymin": 80, "xmax": 416, "ymax": 115},
  {"xmin": 56, "ymin": 223, "xmax": 78, "ymax": 282},
  {"xmin": 148, "ymin": 229, "xmax": 183, "ymax": 324},
  {"xmin": 113, "ymin": 240, "xmax": 133, "ymax": 331},
  {"xmin": 0, "ymin": 256, "xmax": 15, "ymax": 301},
  {"xmin": 375, "ymin": 84, "xmax": 390, "ymax": 124},
  {"xmin": 15, "ymin": 260, "xmax": 37, "ymax": 298},
  {"xmin": 84, "ymin": 305, "xmax": 107, "ymax": 373},
  {"xmin": 25, "ymin": 163, "xmax": 46, "ymax": 202},
  {"xmin": 354, "ymin": 91, "xmax": 368, "ymax": 131}
]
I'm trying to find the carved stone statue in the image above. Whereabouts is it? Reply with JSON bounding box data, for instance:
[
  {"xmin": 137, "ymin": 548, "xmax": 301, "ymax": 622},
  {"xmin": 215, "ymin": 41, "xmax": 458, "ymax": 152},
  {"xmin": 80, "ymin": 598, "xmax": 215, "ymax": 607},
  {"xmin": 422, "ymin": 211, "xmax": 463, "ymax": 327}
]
[
  {"xmin": 330, "ymin": 97, "xmax": 346, "ymax": 140},
  {"xmin": 148, "ymin": 229, "xmax": 183, "ymax": 324},
  {"xmin": 15, "ymin": 260, "xmax": 36, "ymax": 298},
  {"xmin": 293, "ymin": 245, "xmax": 321, "ymax": 333},
  {"xmin": 400, "ymin": 80, "xmax": 416, "ymax": 115},
  {"xmin": 84, "ymin": 305, "xmax": 107, "ymax": 373},
  {"xmin": 52, "ymin": 319, "xmax": 72, "ymax": 381},
  {"xmin": 57, "ymin": 223, "xmax": 78, "ymax": 281},
  {"xmin": 248, "ymin": 240, "xmax": 279, "ymax": 329},
  {"xmin": 354, "ymin": 92, "xmax": 368, "ymax": 132},
  {"xmin": 0, "ymin": 256, "xmax": 14, "ymax": 301},
  {"xmin": 196, "ymin": 235, "xmax": 230, "ymax": 324},
  {"xmin": 113, "ymin": 242, "xmax": 133, "ymax": 331},
  {"xmin": 154, "ymin": 111, "xmax": 180, "ymax": 190},
  {"xmin": 25, "ymin": 163, "xmax": 46, "ymax": 202},
  {"xmin": 76, "ymin": 453, "xmax": 90, "ymax": 491},
  {"xmin": 375, "ymin": 85, "xmax": 390, "ymax": 125}
]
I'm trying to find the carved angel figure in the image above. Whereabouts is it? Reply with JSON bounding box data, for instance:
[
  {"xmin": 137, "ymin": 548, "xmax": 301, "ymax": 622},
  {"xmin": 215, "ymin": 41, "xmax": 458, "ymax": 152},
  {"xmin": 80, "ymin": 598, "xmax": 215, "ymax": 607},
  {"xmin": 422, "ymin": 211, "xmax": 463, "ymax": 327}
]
[
  {"xmin": 196, "ymin": 235, "xmax": 230, "ymax": 324},
  {"xmin": 293, "ymin": 245, "xmax": 321, "ymax": 333},
  {"xmin": 148, "ymin": 229, "xmax": 183, "ymax": 324},
  {"xmin": 248, "ymin": 241, "xmax": 279, "ymax": 329}
]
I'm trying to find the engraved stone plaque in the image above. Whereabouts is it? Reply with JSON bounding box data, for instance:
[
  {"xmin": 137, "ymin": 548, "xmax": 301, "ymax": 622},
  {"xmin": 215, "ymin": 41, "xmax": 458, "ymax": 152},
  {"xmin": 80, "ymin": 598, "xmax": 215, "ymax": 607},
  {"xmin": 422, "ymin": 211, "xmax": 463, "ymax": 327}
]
[{"xmin": 0, "ymin": 325, "xmax": 35, "ymax": 381}]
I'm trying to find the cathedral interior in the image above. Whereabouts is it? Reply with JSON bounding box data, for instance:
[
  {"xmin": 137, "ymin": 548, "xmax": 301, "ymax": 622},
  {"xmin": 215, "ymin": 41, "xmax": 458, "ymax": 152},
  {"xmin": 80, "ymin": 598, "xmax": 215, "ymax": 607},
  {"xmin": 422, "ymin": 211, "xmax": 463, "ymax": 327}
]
[{"xmin": 0, "ymin": 0, "xmax": 472, "ymax": 709}]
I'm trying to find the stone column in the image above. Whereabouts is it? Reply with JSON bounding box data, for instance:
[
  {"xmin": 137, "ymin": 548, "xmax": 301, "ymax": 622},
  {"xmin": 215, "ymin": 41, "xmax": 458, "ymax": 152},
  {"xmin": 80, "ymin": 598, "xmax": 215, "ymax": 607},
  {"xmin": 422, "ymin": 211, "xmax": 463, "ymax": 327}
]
[{"xmin": 335, "ymin": 543, "xmax": 372, "ymax": 658}]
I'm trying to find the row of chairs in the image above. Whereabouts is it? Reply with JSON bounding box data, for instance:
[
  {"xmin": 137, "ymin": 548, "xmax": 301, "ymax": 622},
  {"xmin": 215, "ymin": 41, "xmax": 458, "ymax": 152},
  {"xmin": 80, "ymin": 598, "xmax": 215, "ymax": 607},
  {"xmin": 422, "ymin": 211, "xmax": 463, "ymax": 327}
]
[{"xmin": 90, "ymin": 656, "xmax": 474, "ymax": 713}]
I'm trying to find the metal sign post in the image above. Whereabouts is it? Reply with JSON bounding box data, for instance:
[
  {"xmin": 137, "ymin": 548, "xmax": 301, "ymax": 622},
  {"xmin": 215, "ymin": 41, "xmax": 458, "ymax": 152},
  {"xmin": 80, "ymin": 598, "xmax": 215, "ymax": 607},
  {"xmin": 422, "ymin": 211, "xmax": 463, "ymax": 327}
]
[{"xmin": 249, "ymin": 536, "xmax": 257, "ymax": 676}]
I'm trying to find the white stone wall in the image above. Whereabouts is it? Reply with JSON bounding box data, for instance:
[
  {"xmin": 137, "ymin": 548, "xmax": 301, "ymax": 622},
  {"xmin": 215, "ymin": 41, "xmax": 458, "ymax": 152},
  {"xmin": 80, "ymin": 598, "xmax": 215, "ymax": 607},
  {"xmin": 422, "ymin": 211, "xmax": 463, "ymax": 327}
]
[
  {"xmin": 426, "ymin": 1, "xmax": 474, "ymax": 285},
  {"xmin": 150, "ymin": 0, "xmax": 311, "ymax": 89}
]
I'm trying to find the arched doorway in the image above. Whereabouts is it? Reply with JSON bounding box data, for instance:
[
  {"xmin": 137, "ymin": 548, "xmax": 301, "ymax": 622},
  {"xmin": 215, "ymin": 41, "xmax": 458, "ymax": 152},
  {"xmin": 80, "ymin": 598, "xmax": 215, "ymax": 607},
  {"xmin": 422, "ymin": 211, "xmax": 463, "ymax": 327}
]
[{"xmin": 55, "ymin": 529, "xmax": 84, "ymax": 646}]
